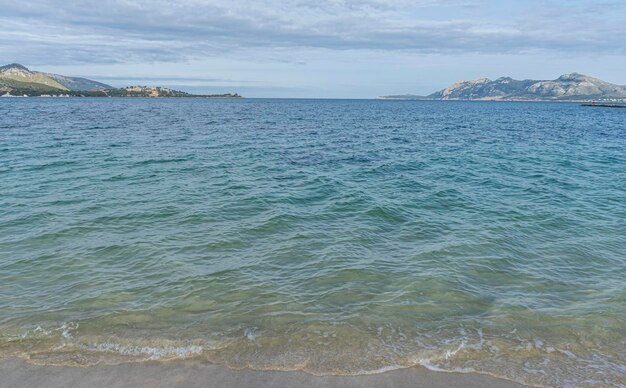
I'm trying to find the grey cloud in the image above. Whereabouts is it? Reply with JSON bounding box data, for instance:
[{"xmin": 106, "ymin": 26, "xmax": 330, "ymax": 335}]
[
  {"xmin": 90, "ymin": 75, "xmax": 259, "ymax": 85},
  {"xmin": 1, "ymin": 0, "xmax": 625, "ymax": 65}
]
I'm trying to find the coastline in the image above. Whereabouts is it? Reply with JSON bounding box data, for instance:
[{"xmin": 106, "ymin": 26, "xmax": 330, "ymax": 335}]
[
  {"xmin": 0, "ymin": 94, "xmax": 243, "ymax": 99},
  {"xmin": 376, "ymin": 97, "xmax": 626, "ymax": 103},
  {"xmin": 0, "ymin": 359, "xmax": 526, "ymax": 388}
]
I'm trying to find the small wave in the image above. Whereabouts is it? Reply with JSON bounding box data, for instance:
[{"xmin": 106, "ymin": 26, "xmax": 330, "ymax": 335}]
[
  {"xmin": 132, "ymin": 157, "xmax": 191, "ymax": 166},
  {"xmin": 11, "ymin": 322, "xmax": 78, "ymax": 341},
  {"xmin": 77, "ymin": 342, "xmax": 203, "ymax": 360},
  {"xmin": 60, "ymin": 322, "xmax": 79, "ymax": 339},
  {"xmin": 22, "ymin": 160, "xmax": 79, "ymax": 172}
]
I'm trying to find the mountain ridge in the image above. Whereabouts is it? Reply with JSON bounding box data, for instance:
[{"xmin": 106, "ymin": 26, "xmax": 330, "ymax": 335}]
[
  {"xmin": 0, "ymin": 64, "xmax": 70, "ymax": 91},
  {"xmin": 380, "ymin": 73, "xmax": 626, "ymax": 101},
  {"xmin": 46, "ymin": 73, "xmax": 112, "ymax": 91},
  {"xmin": 0, "ymin": 64, "xmax": 241, "ymax": 98}
]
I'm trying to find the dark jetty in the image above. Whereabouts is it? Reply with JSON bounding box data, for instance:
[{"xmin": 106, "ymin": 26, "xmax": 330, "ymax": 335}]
[{"xmin": 581, "ymin": 103, "xmax": 626, "ymax": 108}]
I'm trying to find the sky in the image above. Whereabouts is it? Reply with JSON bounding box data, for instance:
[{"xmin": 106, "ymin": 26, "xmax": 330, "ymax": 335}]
[{"xmin": 1, "ymin": 0, "xmax": 625, "ymax": 98}]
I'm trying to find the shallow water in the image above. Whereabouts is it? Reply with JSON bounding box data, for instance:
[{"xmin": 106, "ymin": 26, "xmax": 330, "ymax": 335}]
[{"xmin": 1, "ymin": 98, "xmax": 625, "ymax": 386}]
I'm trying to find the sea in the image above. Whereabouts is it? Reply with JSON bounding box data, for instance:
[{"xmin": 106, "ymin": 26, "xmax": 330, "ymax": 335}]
[{"xmin": 0, "ymin": 98, "xmax": 624, "ymax": 387}]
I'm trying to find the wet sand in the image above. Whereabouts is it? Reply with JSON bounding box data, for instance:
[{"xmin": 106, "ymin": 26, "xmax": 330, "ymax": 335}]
[{"xmin": 0, "ymin": 359, "xmax": 526, "ymax": 388}]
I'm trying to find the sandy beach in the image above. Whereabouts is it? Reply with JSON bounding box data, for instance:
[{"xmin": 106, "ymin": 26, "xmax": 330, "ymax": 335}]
[{"xmin": 0, "ymin": 359, "xmax": 525, "ymax": 388}]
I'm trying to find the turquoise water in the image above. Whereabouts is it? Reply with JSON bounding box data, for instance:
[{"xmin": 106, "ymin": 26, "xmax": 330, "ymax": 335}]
[{"xmin": 0, "ymin": 99, "xmax": 624, "ymax": 386}]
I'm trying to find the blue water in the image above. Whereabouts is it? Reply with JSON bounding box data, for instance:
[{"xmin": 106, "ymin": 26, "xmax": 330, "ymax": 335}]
[{"xmin": 1, "ymin": 99, "xmax": 625, "ymax": 386}]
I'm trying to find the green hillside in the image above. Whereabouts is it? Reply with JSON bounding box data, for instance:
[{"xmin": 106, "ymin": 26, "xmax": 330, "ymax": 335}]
[{"xmin": 0, "ymin": 77, "xmax": 66, "ymax": 94}]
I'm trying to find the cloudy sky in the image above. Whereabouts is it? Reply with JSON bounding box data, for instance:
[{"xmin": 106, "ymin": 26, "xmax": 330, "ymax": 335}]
[{"xmin": 2, "ymin": 0, "xmax": 625, "ymax": 97}]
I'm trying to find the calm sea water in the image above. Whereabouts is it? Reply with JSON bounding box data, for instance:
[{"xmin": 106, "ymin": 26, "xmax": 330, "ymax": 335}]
[{"xmin": 0, "ymin": 99, "xmax": 624, "ymax": 386}]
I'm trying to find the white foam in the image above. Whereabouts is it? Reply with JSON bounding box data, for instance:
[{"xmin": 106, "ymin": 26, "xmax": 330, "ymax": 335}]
[
  {"xmin": 353, "ymin": 364, "xmax": 404, "ymax": 375},
  {"xmin": 17, "ymin": 322, "xmax": 77, "ymax": 340},
  {"xmin": 61, "ymin": 322, "xmax": 79, "ymax": 339},
  {"xmin": 78, "ymin": 342, "xmax": 203, "ymax": 360},
  {"xmin": 444, "ymin": 342, "xmax": 465, "ymax": 360},
  {"xmin": 244, "ymin": 327, "xmax": 258, "ymax": 341},
  {"xmin": 417, "ymin": 359, "xmax": 476, "ymax": 374}
]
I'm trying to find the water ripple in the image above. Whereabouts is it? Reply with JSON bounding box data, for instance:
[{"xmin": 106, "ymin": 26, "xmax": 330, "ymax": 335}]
[{"xmin": 0, "ymin": 99, "xmax": 625, "ymax": 386}]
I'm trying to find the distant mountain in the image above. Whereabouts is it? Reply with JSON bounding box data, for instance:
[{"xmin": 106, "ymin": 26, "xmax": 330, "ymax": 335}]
[
  {"xmin": 0, "ymin": 63, "xmax": 112, "ymax": 93},
  {"xmin": 0, "ymin": 63, "xmax": 69, "ymax": 92},
  {"xmin": 0, "ymin": 64, "xmax": 241, "ymax": 98},
  {"xmin": 380, "ymin": 73, "xmax": 626, "ymax": 101},
  {"xmin": 46, "ymin": 73, "xmax": 112, "ymax": 91}
]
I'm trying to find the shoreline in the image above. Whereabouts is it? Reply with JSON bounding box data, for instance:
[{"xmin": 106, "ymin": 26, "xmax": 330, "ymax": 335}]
[{"xmin": 0, "ymin": 359, "xmax": 527, "ymax": 388}]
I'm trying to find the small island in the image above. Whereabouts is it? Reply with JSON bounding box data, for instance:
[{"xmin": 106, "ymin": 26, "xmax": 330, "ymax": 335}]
[
  {"xmin": 76, "ymin": 86, "xmax": 241, "ymax": 98},
  {"xmin": 0, "ymin": 63, "xmax": 242, "ymax": 98}
]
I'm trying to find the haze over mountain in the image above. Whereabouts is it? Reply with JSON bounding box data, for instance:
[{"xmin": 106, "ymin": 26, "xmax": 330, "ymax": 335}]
[
  {"xmin": 45, "ymin": 73, "xmax": 113, "ymax": 92},
  {"xmin": 380, "ymin": 74, "xmax": 626, "ymax": 101}
]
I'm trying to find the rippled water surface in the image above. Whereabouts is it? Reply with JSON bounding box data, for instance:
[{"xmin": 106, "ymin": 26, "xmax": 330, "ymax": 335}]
[{"xmin": 1, "ymin": 99, "xmax": 625, "ymax": 386}]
